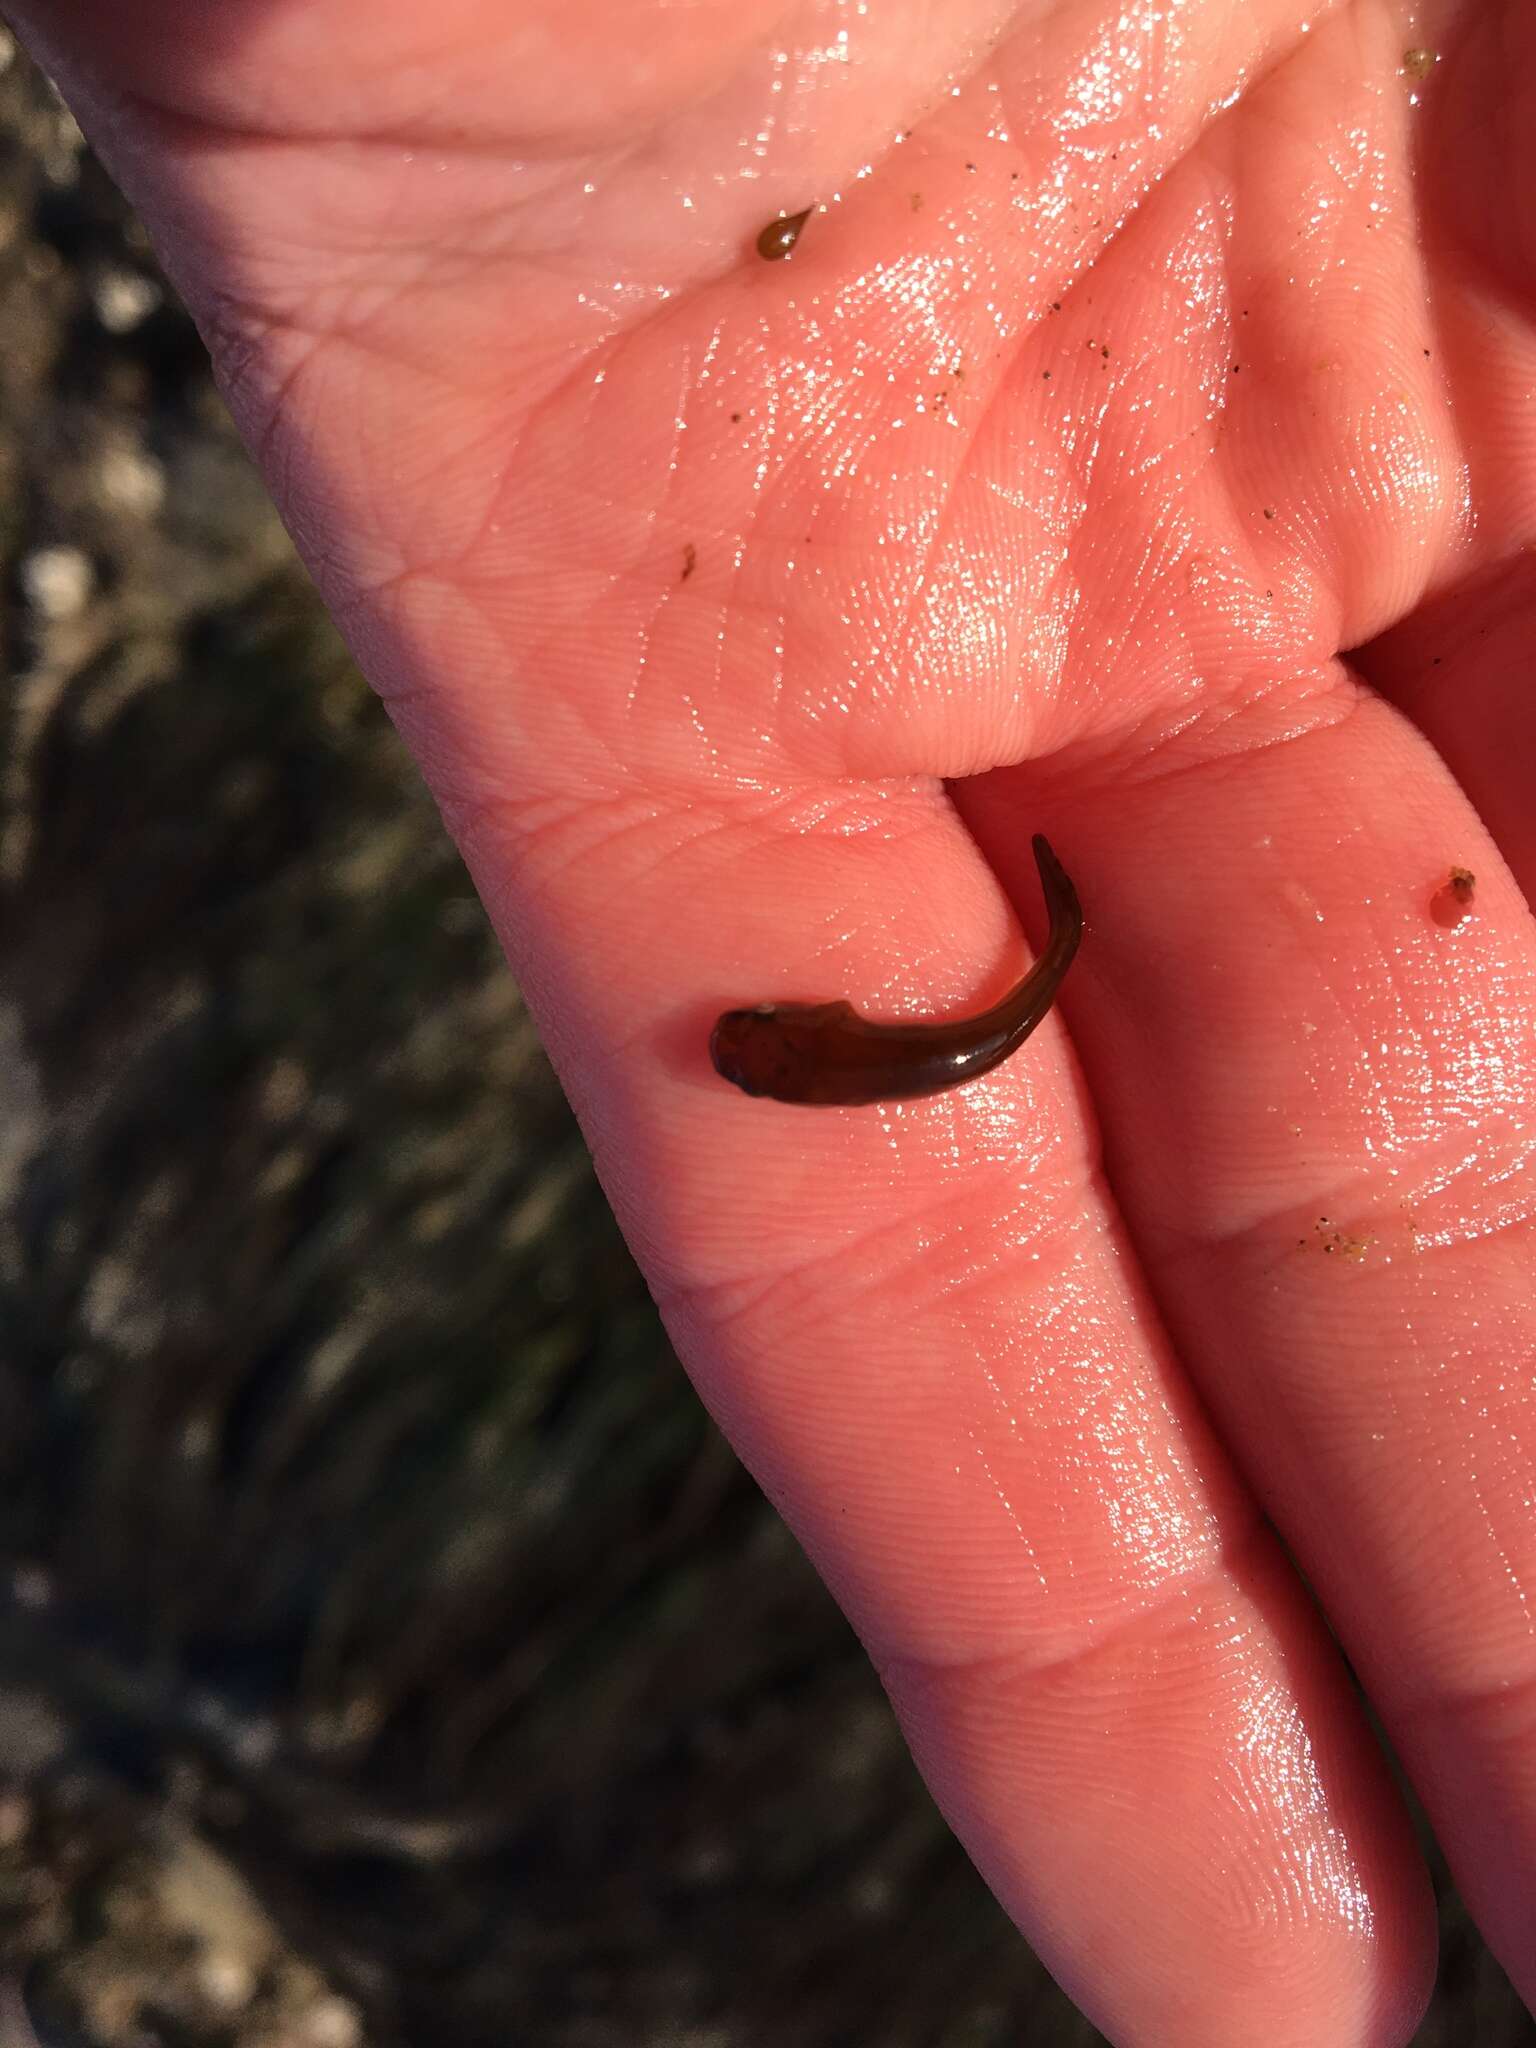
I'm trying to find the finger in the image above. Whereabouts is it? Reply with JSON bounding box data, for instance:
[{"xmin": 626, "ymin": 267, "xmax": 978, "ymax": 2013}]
[
  {"xmin": 1364, "ymin": 559, "xmax": 1536, "ymax": 884},
  {"xmin": 962, "ymin": 678, "xmax": 1536, "ymax": 2009},
  {"xmin": 446, "ymin": 768, "xmax": 1430, "ymax": 2046}
]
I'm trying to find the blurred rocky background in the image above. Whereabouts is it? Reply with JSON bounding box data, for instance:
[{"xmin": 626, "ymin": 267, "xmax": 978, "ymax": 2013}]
[{"xmin": 0, "ymin": 32, "xmax": 1526, "ymax": 2048}]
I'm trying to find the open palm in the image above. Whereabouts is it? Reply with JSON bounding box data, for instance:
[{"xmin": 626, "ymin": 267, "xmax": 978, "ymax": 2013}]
[{"xmin": 21, "ymin": 0, "xmax": 1536, "ymax": 2039}]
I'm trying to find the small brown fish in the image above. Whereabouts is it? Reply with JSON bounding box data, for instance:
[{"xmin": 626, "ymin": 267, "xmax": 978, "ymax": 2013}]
[{"xmin": 711, "ymin": 836, "xmax": 1082, "ymax": 1106}]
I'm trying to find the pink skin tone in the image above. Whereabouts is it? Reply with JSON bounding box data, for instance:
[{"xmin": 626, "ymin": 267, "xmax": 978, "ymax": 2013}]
[{"xmin": 16, "ymin": 0, "xmax": 1536, "ymax": 2038}]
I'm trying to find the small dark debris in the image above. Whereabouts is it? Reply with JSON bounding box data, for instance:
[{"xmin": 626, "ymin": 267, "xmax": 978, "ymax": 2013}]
[
  {"xmin": 756, "ymin": 207, "xmax": 813, "ymax": 261},
  {"xmin": 1430, "ymin": 866, "xmax": 1476, "ymax": 928}
]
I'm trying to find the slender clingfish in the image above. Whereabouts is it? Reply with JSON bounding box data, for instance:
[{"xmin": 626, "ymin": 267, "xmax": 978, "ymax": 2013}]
[{"xmin": 711, "ymin": 835, "xmax": 1082, "ymax": 1106}]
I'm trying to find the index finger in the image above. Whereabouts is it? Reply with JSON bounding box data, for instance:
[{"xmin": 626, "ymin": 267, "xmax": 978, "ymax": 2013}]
[{"xmin": 445, "ymin": 754, "xmax": 1431, "ymax": 2046}]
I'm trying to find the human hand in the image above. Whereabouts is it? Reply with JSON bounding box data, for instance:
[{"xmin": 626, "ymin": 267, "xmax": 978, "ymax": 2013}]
[{"xmin": 14, "ymin": 2, "xmax": 1536, "ymax": 2040}]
